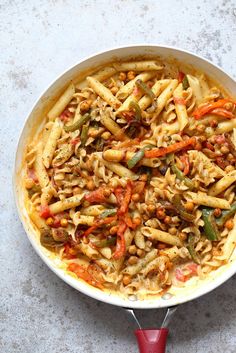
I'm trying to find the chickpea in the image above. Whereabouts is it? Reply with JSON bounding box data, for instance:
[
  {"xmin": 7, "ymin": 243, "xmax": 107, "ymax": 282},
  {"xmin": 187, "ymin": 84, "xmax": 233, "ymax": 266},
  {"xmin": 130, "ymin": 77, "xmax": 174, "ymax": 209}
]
[
  {"xmin": 198, "ymin": 135, "xmax": 207, "ymax": 143},
  {"xmin": 220, "ymin": 145, "xmax": 229, "ymax": 154},
  {"xmin": 137, "ymin": 249, "xmax": 145, "ymax": 257},
  {"xmin": 184, "ymin": 201, "xmax": 195, "ymax": 212},
  {"xmin": 132, "ymin": 193, "xmax": 140, "ymax": 202},
  {"xmin": 225, "ymin": 165, "xmax": 235, "ymax": 173},
  {"xmin": 227, "ymin": 153, "xmax": 234, "ymax": 161},
  {"xmin": 213, "ymin": 208, "xmax": 222, "ymax": 218},
  {"xmin": 139, "ymin": 174, "xmax": 148, "ymax": 182},
  {"xmin": 128, "ymin": 256, "xmax": 138, "ymax": 265},
  {"xmin": 119, "ymin": 72, "xmax": 126, "ymax": 81},
  {"xmin": 133, "ymin": 217, "xmax": 142, "ymax": 226},
  {"xmin": 166, "ymin": 261, "xmax": 173, "ymax": 270},
  {"xmin": 147, "ymin": 204, "xmax": 156, "ymax": 213},
  {"xmin": 127, "ymin": 71, "xmax": 136, "ymax": 81},
  {"xmin": 179, "ymin": 232, "xmax": 187, "ymax": 241},
  {"xmin": 46, "ymin": 217, "xmax": 54, "ymax": 226},
  {"xmin": 73, "ymin": 186, "xmax": 82, "ymax": 195},
  {"xmin": 128, "ymin": 245, "xmax": 137, "ymax": 255},
  {"xmin": 110, "ymin": 86, "xmax": 119, "ymax": 95},
  {"xmin": 101, "ymin": 131, "xmax": 111, "ymax": 140},
  {"xmin": 86, "ymin": 179, "xmax": 95, "ymax": 191},
  {"xmin": 103, "ymin": 187, "xmax": 111, "ymax": 197},
  {"xmin": 169, "ymin": 227, "xmax": 177, "ymax": 235},
  {"xmin": 156, "ymin": 208, "xmax": 166, "ymax": 220},
  {"xmin": 123, "ymin": 275, "xmax": 132, "ymax": 286},
  {"xmin": 196, "ymin": 124, "xmax": 206, "ymax": 133},
  {"xmin": 25, "ymin": 178, "xmax": 35, "ymax": 189},
  {"xmin": 60, "ymin": 218, "xmax": 68, "ymax": 227},
  {"xmin": 110, "ymin": 225, "xmax": 118, "ymax": 235},
  {"xmin": 225, "ymin": 219, "xmax": 234, "ymax": 230},
  {"xmin": 80, "ymin": 100, "xmax": 91, "ymax": 113},
  {"xmin": 164, "ymin": 215, "xmax": 171, "ymax": 224}
]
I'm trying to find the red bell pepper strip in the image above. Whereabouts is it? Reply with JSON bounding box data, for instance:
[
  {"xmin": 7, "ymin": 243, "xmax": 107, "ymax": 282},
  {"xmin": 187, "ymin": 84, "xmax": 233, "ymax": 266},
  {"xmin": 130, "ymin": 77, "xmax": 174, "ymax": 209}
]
[
  {"xmin": 180, "ymin": 155, "xmax": 190, "ymax": 175},
  {"xmin": 118, "ymin": 180, "xmax": 132, "ymax": 215},
  {"xmin": 63, "ymin": 243, "xmax": 77, "ymax": 259},
  {"xmin": 193, "ymin": 99, "xmax": 235, "ymax": 120},
  {"xmin": 67, "ymin": 263, "xmax": 104, "ymax": 289},
  {"xmin": 82, "ymin": 216, "xmax": 117, "ymax": 237},
  {"xmin": 113, "ymin": 221, "xmax": 127, "ymax": 260},
  {"xmin": 145, "ymin": 137, "xmax": 196, "ymax": 159},
  {"xmin": 178, "ymin": 71, "xmax": 185, "ymax": 83},
  {"xmin": 85, "ymin": 187, "xmax": 108, "ymax": 203},
  {"xmin": 211, "ymin": 108, "xmax": 235, "ymax": 119}
]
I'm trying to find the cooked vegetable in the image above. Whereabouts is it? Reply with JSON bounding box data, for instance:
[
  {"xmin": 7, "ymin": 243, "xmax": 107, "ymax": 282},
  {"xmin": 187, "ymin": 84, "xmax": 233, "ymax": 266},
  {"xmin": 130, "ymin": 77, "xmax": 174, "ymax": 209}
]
[
  {"xmin": 187, "ymin": 234, "xmax": 201, "ymax": 264},
  {"xmin": 135, "ymin": 79, "xmax": 155, "ymax": 100},
  {"xmin": 216, "ymin": 202, "xmax": 236, "ymax": 228},
  {"xmin": 172, "ymin": 194, "xmax": 195, "ymax": 222},
  {"xmin": 64, "ymin": 113, "xmax": 90, "ymax": 132},
  {"xmin": 82, "ymin": 215, "xmax": 117, "ymax": 237},
  {"xmin": 113, "ymin": 221, "xmax": 127, "ymax": 259},
  {"xmin": 145, "ymin": 138, "xmax": 196, "ymax": 158},
  {"xmin": 202, "ymin": 208, "xmax": 220, "ymax": 241},
  {"xmin": 168, "ymin": 154, "xmax": 195, "ymax": 190},
  {"xmin": 182, "ymin": 75, "xmax": 189, "ymax": 90},
  {"xmin": 40, "ymin": 228, "xmax": 69, "ymax": 248},
  {"xmin": 93, "ymin": 236, "xmax": 116, "ymax": 248},
  {"xmin": 99, "ymin": 209, "xmax": 117, "ymax": 219},
  {"xmin": 127, "ymin": 149, "xmax": 145, "ymax": 169},
  {"xmin": 193, "ymin": 99, "xmax": 235, "ymax": 120},
  {"xmin": 67, "ymin": 263, "xmax": 103, "ymax": 289},
  {"xmin": 80, "ymin": 125, "xmax": 89, "ymax": 146},
  {"xmin": 129, "ymin": 100, "xmax": 142, "ymax": 121}
]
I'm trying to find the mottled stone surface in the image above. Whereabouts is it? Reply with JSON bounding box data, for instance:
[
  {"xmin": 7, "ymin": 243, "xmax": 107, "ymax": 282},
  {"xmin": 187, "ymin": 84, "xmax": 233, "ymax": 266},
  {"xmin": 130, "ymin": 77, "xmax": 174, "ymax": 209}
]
[{"xmin": 1, "ymin": 1, "xmax": 236, "ymax": 352}]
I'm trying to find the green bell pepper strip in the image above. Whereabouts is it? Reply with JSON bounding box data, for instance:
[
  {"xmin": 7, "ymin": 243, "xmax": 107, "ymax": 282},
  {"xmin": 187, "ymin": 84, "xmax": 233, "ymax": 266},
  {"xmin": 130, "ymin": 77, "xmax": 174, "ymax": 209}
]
[
  {"xmin": 80, "ymin": 125, "xmax": 89, "ymax": 147},
  {"xmin": 182, "ymin": 75, "xmax": 189, "ymax": 90},
  {"xmin": 93, "ymin": 236, "xmax": 117, "ymax": 248},
  {"xmin": 202, "ymin": 208, "xmax": 220, "ymax": 241},
  {"xmin": 172, "ymin": 194, "xmax": 195, "ymax": 222},
  {"xmin": 167, "ymin": 154, "xmax": 195, "ymax": 190},
  {"xmin": 216, "ymin": 202, "xmax": 236, "ymax": 228},
  {"xmin": 99, "ymin": 209, "xmax": 117, "ymax": 219},
  {"xmin": 127, "ymin": 145, "xmax": 155, "ymax": 169},
  {"xmin": 135, "ymin": 79, "xmax": 155, "ymax": 100},
  {"xmin": 64, "ymin": 113, "xmax": 90, "ymax": 132},
  {"xmin": 187, "ymin": 234, "xmax": 201, "ymax": 264},
  {"xmin": 129, "ymin": 101, "xmax": 142, "ymax": 121}
]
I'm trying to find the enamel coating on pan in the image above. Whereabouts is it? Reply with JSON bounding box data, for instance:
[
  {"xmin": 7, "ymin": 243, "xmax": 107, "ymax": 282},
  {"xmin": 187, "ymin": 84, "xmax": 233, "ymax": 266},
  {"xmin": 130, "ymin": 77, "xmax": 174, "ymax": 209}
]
[{"xmin": 13, "ymin": 45, "xmax": 236, "ymax": 309}]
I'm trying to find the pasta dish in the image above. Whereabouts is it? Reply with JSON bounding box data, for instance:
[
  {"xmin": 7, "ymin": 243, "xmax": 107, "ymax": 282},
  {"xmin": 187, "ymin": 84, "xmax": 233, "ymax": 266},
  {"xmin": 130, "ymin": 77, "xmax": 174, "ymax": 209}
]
[{"xmin": 24, "ymin": 59, "xmax": 236, "ymax": 298}]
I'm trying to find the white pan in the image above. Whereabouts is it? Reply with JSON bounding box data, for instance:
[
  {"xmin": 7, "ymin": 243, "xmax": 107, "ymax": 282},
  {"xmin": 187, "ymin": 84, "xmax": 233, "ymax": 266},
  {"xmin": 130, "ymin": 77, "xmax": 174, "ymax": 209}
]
[{"xmin": 14, "ymin": 45, "xmax": 236, "ymax": 353}]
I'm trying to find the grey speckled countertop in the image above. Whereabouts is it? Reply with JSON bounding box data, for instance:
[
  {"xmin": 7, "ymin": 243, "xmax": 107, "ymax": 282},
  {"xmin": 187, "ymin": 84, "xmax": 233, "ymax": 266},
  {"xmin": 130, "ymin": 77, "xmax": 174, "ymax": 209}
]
[{"xmin": 1, "ymin": 1, "xmax": 236, "ymax": 352}]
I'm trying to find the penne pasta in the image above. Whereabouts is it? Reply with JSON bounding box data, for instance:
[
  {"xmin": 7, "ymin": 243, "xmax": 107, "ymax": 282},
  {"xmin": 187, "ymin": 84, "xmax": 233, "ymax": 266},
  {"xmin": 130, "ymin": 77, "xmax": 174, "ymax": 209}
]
[
  {"xmin": 173, "ymin": 83, "xmax": 188, "ymax": 131},
  {"xmin": 87, "ymin": 76, "xmax": 121, "ymax": 109},
  {"xmin": 153, "ymin": 79, "xmax": 178, "ymax": 118},
  {"xmin": 42, "ymin": 118, "xmax": 62, "ymax": 169},
  {"xmin": 96, "ymin": 155, "xmax": 138, "ymax": 180},
  {"xmin": 138, "ymin": 79, "xmax": 170, "ymax": 110},
  {"xmin": 141, "ymin": 227, "xmax": 183, "ymax": 247},
  {"xmin": 122, "ymin": 249, "xmax": 157, "ymax": 276},
  {"xmin": 116, "ymin": 71, "xmax": 157, "ymax": 100},
  {"xmin": 208, "ymin": 171, "xmax": 236, "ymax": 196},
  {"xmin": 100, "ymin": 112, "xmax": 128, "ymax": 141},
  {"xmin": 48, "ymin": 83, "xmax": 75, "ymax": 121},
  {"xmin": 186, "ymin": 192, "xmax": 230, "ymax": 209},
  {"xmin": 49, "ymin": 194, "xmax": 85, "ymax": 214},
  {"xmin": 113, "ymin": 60, "xmax": 163, "ymax": 72},
  {"xmin": 34, "ymin": 142, "xmax": 50, "ymax": 188},
  {"xmin": 186, "ymin": 74, "xmax": 203, "ymax": 104}
]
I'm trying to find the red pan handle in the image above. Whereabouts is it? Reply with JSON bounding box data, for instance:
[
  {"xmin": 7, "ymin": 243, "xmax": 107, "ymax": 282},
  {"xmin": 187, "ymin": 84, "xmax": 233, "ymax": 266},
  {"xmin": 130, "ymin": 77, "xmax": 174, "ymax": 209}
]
[{"xmin": 134, "ymin": 328, "xmax": 169, "ymax": 353}]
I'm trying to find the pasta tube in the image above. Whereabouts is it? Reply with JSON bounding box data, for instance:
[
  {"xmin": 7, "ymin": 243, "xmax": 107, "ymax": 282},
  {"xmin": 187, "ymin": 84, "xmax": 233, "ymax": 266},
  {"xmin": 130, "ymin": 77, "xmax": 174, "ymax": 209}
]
[
  {"xmin": 49, "ymin": 194, "xmax": 85, "ymax": 214},
  {"xmin": 173, "ymin": 83, "xmax": 188, "ymax": 131},
  {"xmin": 113, "ymin": 60, "xmax": 163, "ymax": 72},
  {"xmin": 141, "ymin": 227, "xmax": 183, "ymax": 247},
  {"xmin": 153, "ymin": 80, "xmax": 178, "ymax": 117},
  {"xmin": 47, "ymin": 83, "xmax": 75, "ymax": 121},
  {"xmin": 42, "ymin": 119, "xmax": 62, "ymax": 169},
  {"xmin": 87, "ymin": 76, "xmax": 121, "ymax": 109},
  {"xmin": 186, "ymin": 192, "xmax": 230, "ymax": 209},
  {"xmin": 209, "ymin": 171, "xmax": 236, "ymax": 196}
]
